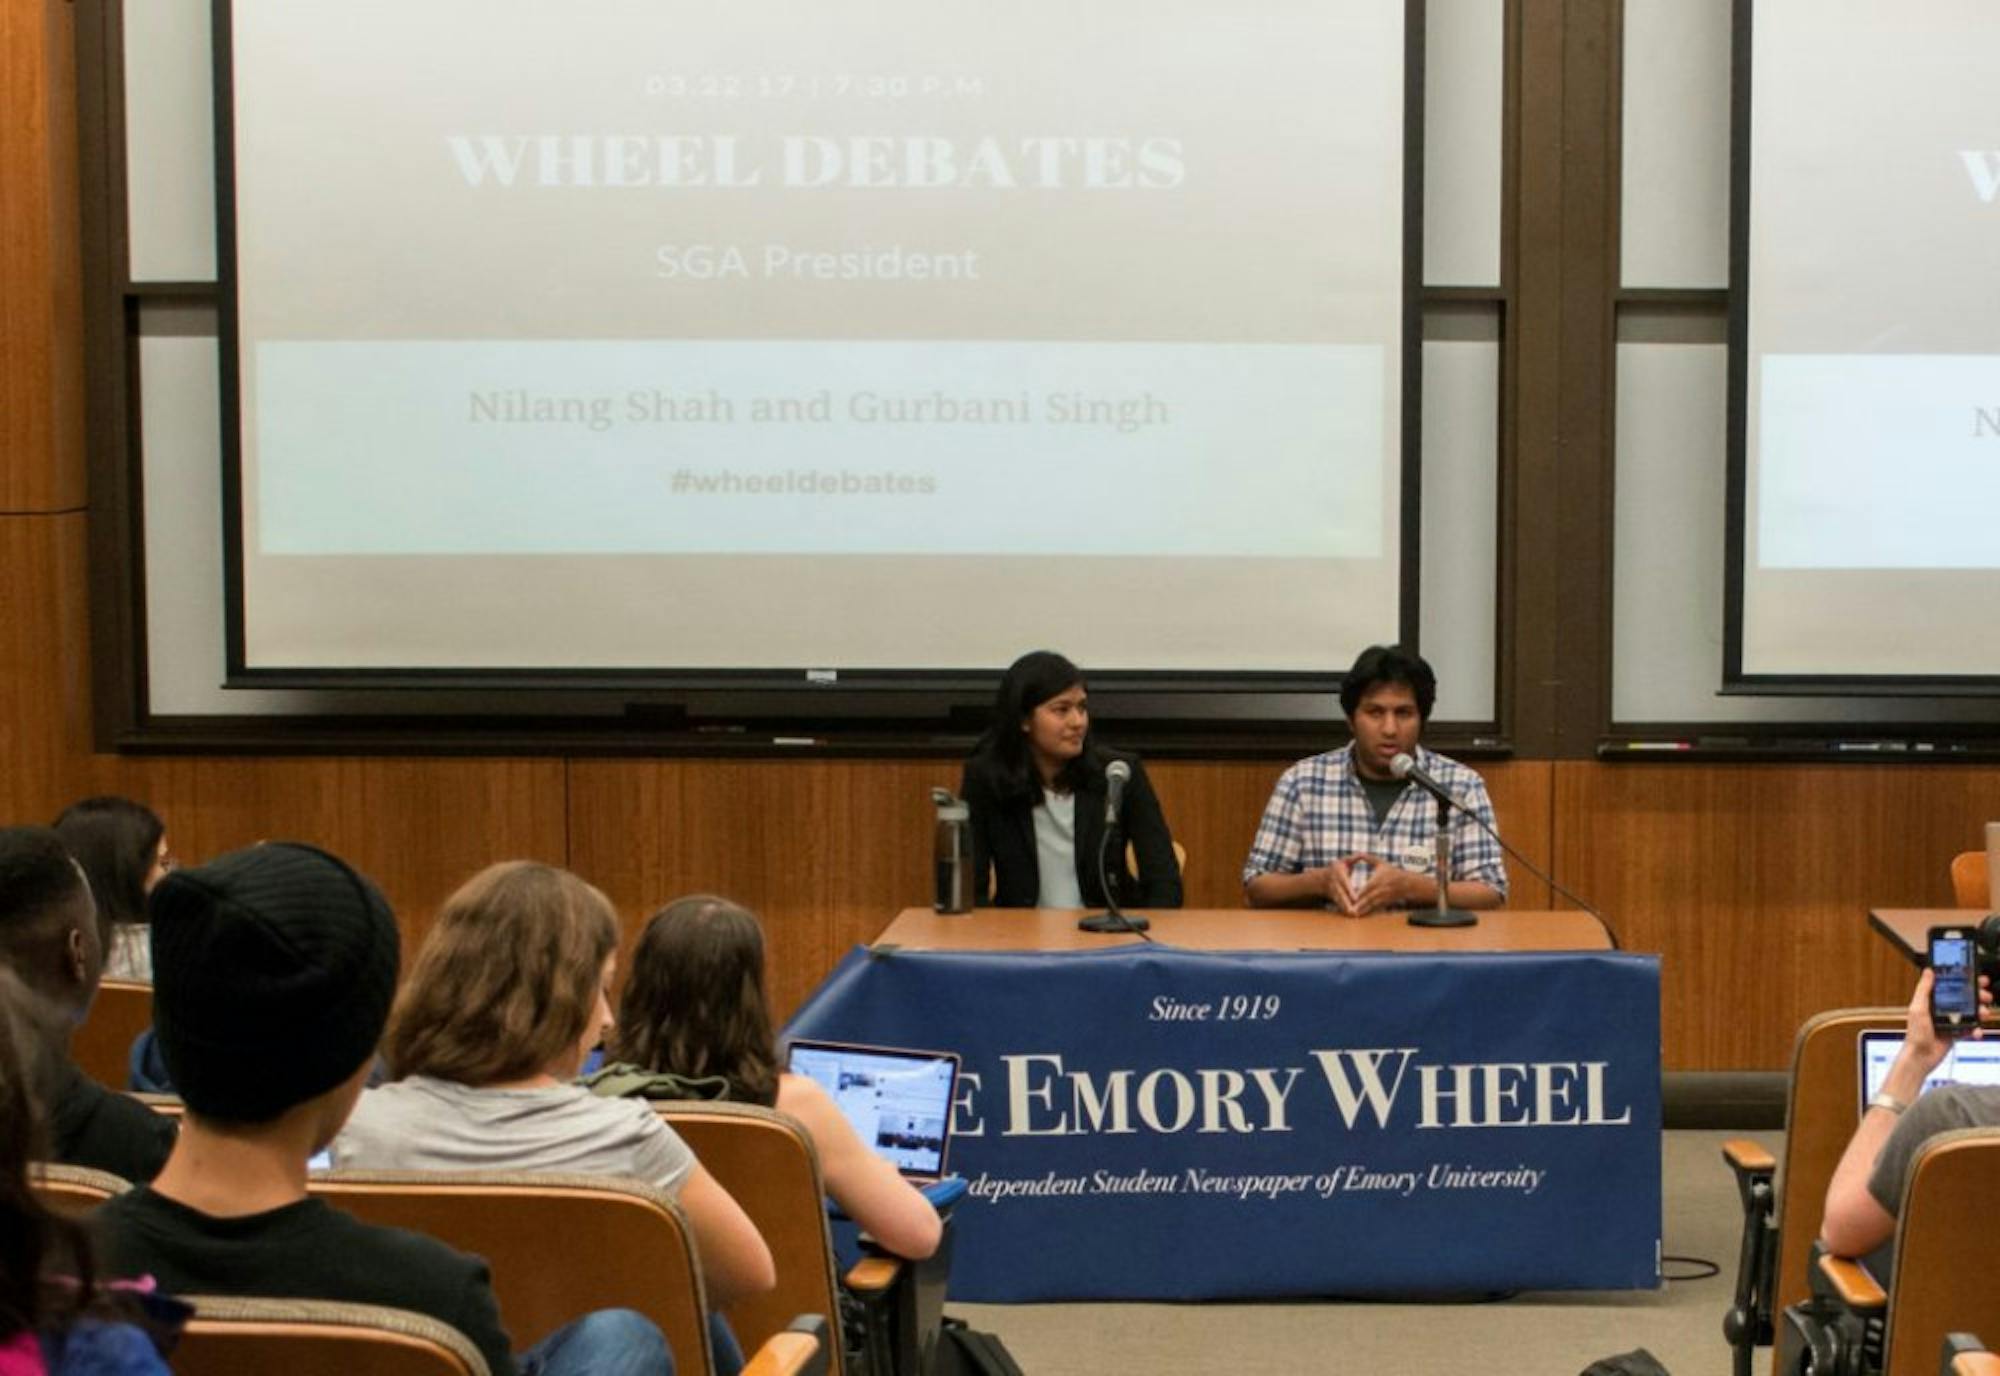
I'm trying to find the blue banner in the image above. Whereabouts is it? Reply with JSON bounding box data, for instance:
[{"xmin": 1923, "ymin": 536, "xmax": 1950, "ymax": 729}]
[{"xmin": 786, "ymin": 944, "xmax": 1661, "ymax": 1301}]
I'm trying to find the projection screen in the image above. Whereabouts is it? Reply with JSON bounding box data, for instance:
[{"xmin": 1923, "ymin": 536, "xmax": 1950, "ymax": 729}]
[
  {"xmin": 219, "ymin": 1, "xmax": 1416, "ymax": 681},
  {"xmin": 1731, "ymin": 0, "xmax": 2000, "ymax": 688}
]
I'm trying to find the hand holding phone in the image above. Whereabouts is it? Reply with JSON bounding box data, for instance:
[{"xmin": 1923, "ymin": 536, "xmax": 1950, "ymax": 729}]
[{"xmin": 1929, "ymin": 926, "xmax": 1980, "ymax": 1036}]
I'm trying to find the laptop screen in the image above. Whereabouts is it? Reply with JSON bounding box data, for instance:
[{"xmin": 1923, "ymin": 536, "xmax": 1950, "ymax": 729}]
[
  {"xmin": 786, "ymin": 1038, "xmax": 960, "ymax": 1179},
  {"xmin": 1857, "ymin": 1031, "xmax": 2000, "ymax": 1118}
]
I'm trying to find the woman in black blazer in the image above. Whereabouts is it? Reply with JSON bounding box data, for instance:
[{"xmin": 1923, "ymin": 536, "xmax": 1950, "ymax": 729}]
[{"xmin": 959, "ymin": 650, "xmax": 1183, "ymax": 909}]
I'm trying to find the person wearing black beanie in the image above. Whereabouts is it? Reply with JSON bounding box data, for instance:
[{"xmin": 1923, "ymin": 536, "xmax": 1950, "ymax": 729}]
[
  {"xmin": 92, "ymin": 842, "xmax": 676, "ymax": 1376},
  {"xmin": 146, "ymin": 842, "xmax": 398, "ymax": 1123}
]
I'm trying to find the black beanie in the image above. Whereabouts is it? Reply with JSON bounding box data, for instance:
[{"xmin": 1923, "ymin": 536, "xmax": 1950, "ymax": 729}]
[{"xmin": 149, "ymin": 842, "xmax": 399, "ymax": 1122}]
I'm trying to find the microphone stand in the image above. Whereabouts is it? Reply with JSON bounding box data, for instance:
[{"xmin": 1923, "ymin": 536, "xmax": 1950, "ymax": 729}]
[
  {"xmin": 1406, "ymin": 793, "xmax": 1476, "ymax": 928},
  {"xmin": 1449, "ymin": 795, "xmax": 1623, "ymax": 948},
  {"xmin": 1079, "ymin": 819, "xmax": 1151, "ymax": 935}
]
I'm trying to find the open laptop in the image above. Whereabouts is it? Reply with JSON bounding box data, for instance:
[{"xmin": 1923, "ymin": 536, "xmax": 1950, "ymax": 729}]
[
  {"xmin": 1857, "ymin": 1030, "xmax": 2000, "ymax": 1118},
  {"xmin": 786, "ymin": 1038, "xmax": 961, "ymax": 1184}
]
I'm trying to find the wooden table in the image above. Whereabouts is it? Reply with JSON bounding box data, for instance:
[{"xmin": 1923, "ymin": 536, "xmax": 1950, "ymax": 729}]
[
  {"xmin": 1869, "ymin": 909, "xmax": 1990, "ymax": 965},
  {"xmin": 873, "ymin": 906, "xmax": 1615, "ymax": 954}
]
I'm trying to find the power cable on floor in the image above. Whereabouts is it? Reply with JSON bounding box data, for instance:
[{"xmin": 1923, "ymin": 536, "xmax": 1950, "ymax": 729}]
[{"xmin": 1662, "ymin": 1253, "xmax": 1720, "ymax": 1282}]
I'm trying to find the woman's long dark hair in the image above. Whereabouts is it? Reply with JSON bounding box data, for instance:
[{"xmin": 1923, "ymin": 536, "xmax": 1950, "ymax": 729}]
[
  {"xmin": 963, "ymin": 650, "xmax": 1106, "ymax": 807},
  {"xmin": 0, "ymin": 969, "xmax": 95, "ymax": 1341},
  {"xmin": 610, "ymin": 896, "xmax": 780, "ymax": 1108},
  {"xmin": 52, "ymin": 797, "xmax": 164, "ymax": 948}
]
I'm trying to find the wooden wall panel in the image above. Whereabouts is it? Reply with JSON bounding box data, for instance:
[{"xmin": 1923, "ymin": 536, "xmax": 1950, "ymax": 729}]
[
  {"xmin": 20, "ymin": 748, "xmax": 569, "ymax": 960},
  {"xmin": 1554, "ymin": 762, "xmax": 2000, "ymax": 1071},
  {"xmin": 570, "ymin": 754, "xmax": 1555, "ymax": 1022},
  {"xmin": 568, "ymin": 758, "xmax": 960, "ymax": 1022},
  {"xmin": 0, "ymin": 514, "xmax": 93, "ymax": 823},
  {"xmin": 1, "ymin": 0, "xmax": 86, "ymax": 512},
  {"xmin": 149, "ymin": 758, "xmax": 569, "ymax": 957},
  {"xmin": 0, "ymin": 518, "xmax": 568, "ymax": 964}
]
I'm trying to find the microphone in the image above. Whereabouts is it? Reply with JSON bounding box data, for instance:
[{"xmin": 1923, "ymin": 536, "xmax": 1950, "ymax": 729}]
[
  {"xmin": 1079, "ymin": 759, "xmax": 1150, "ymax": 936},
  {"xmin": 1391, "ymin": 751, "xmax": 1475, "ymax": 929},
  {"xmin": 1388, "ymin": 751, "xmax": 1623, "ymax": 947},
  {"xmin": 1390, "ymin": 752, "xmax": 1458, "ymax": 811},
  {"xmin": 1103, "ymin": 759, "xmax": 1131, "ymax": 826}
]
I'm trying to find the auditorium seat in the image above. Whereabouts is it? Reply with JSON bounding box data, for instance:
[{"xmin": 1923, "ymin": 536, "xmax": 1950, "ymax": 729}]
[
  {"xmin": 71, "ymin": 979, "xmax": 151, "ymax": 1088},
  {"xmin": 657, "ymin": 1102, "xmax": 848, "ymax": 1372},
  {"xmin": 1950, "ymin": 851, "xmax": 1989, "ymax": 910},
  {"xmin": 660, "ymin": 1101, "xmax": 950, "ymax": 1376},
  {"xmin": 1722, "ymin": 1007, "xmax": 1904, "ymax": 1376},
  {"xmin": 174, "ymin": 1295, "xmax": 490, "ymax": 1376},
  {"xmin": 29, "ymin": 1161, "xmax": 131, "ymax": 1216},
  {"xmin": 1794, "ymin": 1128, "xmax": 2000, "ymax": 1376},
  {"xmin": 310, "ymin": 1169, "xmax": 823, "ymax": 1376}
]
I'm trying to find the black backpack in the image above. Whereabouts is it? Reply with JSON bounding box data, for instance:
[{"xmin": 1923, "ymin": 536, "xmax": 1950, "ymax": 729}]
[
  {"xmin": 932, "ymin": 1317, "xmax": 1025, "ymax": 1376},
  {"xmin": 1578, "ymin": 1351, "xmax": 1671, "ymax": 1376}
]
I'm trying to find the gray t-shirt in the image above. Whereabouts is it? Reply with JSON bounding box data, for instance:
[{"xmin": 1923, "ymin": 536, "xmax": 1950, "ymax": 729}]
[
  {"xmin": 1358, "ymin": 775, "xmax": 1412, "ymax": 828},
  {"xmin": 332, "ymin": 1074, "xmax": 696, "ymax": 1197},
  {"xmin": 1865, "ymin": 1083, "xmax": 2000, "ymax": 1217}
]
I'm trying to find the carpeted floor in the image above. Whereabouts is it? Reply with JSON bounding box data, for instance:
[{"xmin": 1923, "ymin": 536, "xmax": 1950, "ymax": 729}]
[{"xmin": 948, "ymin": 1128, "xmax": 1767, "ymax": 1375}]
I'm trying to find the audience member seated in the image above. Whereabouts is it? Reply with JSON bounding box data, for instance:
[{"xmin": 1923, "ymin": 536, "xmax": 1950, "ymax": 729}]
[
  {"xmin": 332, "ymin": 862, "xmax": 773, "ymax": 1366},
  {"xmin": 51, "ymin": 800, "xmax": 170, "ymax": 985},
  {"xmin": 0, "ymin": 966, "xmax": 178, "ymax": 1376},
  {"xmin": 0, "ymin": 829, "xmax": 173, "ymax": 1183},
  {"xmin": 1821, "ymin": 966, "xmax": 1995, "ymax": 1280},
  {"xmin": 90, "ymin": 842, "xmax": 673, "ymax": 1376},
  {"xmin": 596, "ymin": 895, "xmax": 942, "ymax": 1261}
]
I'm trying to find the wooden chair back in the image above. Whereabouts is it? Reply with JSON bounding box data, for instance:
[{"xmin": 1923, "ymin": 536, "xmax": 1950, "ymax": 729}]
[
  {"xmin": 1882, "ymin": 1129, "xmax": 2000, "ymax": 1376},
  {"xmin": 310, "ymin": 1171, "xmax": 715, "ymax": 1376},
  {"xmin": 1772, "ymin": 1007, "xmax": 1906, "ymax": 1330},
  {"xmin": 659, "ymin": 1101, "xmax": 845, "ymax": 1375},
  {"xmin": 176, "ymin": 1295, "xmax": 489, "ymax": 1376},
  {"xmin": 1951, "ymin": 851, "xmax": 1990, "ymax": 910},
  {"xmin": 29, "ymin": 1162, "xmax": 131, "ymax": 1216},
  {"xmin": 1126, "ymin": 840, "xmax": 1188, "ymax": 877},
  {"xmin": 73, "ymin": 979, "xmax": 151, "ymax": 1088}
]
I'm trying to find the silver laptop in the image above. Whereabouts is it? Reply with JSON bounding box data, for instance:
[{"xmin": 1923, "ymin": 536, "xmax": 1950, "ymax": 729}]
[
  {"xmin": 1857, "ymin": 1030, "xmax": 2000, "ymax": 1118},
  {"xmin": 786, "ymin": 1038, "xmax": 960, "ymax": 1182}
]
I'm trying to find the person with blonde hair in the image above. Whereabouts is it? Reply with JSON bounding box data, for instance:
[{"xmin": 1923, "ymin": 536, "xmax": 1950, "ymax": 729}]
[
  {"xmin": 603, "ymin": 895, "xmax": 942, "ymax": 1260},
  {"xmin": 333, "ymin": 863, "xmax": 774, "ymax": 1355}
]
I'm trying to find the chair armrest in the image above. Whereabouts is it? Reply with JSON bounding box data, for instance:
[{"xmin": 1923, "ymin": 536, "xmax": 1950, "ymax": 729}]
[
  {"xmin": 1943, "ymin": 1330, "xmax": 2000, "ymax": 1376},
  {"xmin": 844, "ymin": 1255, "xmax": 904, "ymax": 1296},
  {"xmin": 1816, "ymin": 1253, "xmax": 1888, "ymax": 1314},
  {"xmin": 1721, "ymin": 1137, "xmax": 1780, "ymax": 1371},
  {"xmin": 742, "ymin": 1316, "xmax": 830, "ymax": 1376},
  {"xmin": 843, "ymin": 1218, "xmax": 957, "ymax": 1376},
  {"xmin": 1723, "ymin": 1138, "xmax": 1776, "ymax": 1175}
]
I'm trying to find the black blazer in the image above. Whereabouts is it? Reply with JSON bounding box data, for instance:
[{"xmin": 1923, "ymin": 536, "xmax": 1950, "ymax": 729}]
[{"xmin": 959, "ymin": 752, "xmax": 1183, "ymax": 909}]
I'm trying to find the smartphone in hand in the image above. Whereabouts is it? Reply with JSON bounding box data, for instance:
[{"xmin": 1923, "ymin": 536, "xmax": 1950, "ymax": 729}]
[{"xmin": 1929, "ymin": 925, "xmax": 1980, "ymax": 1036}]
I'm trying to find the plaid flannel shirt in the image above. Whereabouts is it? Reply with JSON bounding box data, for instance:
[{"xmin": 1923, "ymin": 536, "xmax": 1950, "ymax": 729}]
[{"xmin": 1240, "ymin": 743, "xmax": 1509, "ymax": 899}]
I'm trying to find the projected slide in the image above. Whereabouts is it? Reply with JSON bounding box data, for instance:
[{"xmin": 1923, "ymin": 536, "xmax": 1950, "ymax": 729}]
[
  {"xmin": 226, "ymin": 1, "xmax": 1409, "ymax": 673},
  {"xmin": 1739, "ymin": 0, "xmax": 2000, "ymax": 681}
]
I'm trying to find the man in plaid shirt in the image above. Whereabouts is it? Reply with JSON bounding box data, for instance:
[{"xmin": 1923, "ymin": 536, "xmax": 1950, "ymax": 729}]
[{"xmin": 1242, "ymin": 645, "xmax": 1507, "ymax": 913}]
